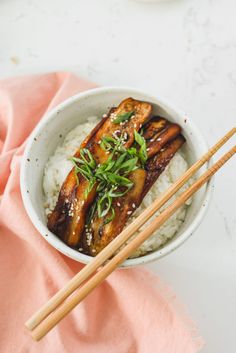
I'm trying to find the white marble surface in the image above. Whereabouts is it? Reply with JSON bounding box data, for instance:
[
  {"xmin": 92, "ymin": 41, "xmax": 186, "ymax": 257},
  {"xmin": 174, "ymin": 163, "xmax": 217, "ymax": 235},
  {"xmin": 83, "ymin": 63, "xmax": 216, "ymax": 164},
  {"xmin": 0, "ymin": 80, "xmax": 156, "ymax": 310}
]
[{"xmin": 0, "ymin": 0, "xmax": 235, "ymax": 352}]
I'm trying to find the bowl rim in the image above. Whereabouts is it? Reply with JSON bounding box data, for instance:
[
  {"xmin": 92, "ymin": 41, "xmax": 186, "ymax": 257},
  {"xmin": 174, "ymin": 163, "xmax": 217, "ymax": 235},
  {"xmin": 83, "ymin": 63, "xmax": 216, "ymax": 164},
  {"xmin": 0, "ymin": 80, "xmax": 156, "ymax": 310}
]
[{"xmin": 20, "ymin": 86, "xmax": 213, "ymax": 268}]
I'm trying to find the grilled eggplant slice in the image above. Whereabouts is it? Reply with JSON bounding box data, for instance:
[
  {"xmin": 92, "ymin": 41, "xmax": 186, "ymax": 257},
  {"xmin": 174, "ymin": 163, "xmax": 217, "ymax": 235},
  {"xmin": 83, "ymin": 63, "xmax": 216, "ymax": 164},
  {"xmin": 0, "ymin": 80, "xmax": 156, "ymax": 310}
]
[
  {"xmin": 47, "ymin": 98, "xmax": 152, "ymax": 246},
  {"xmin": 80, "ymin": 168, "xmax": 147, "ymax": 255}
]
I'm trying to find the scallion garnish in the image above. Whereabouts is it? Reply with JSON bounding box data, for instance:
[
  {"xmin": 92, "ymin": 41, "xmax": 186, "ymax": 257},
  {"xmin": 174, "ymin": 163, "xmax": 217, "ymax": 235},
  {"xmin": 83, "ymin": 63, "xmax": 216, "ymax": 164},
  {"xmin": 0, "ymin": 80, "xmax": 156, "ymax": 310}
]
[
  {"xmin": 134, "ymin": 130, "xmax": 148, "ymax": 166},
  {"xmin": 113, "ymin": 111, "xmax": 134, "ymax": 124},
  {"xmin": 69, "ymin": 131, "xmax": 147, "ymax": 225}
]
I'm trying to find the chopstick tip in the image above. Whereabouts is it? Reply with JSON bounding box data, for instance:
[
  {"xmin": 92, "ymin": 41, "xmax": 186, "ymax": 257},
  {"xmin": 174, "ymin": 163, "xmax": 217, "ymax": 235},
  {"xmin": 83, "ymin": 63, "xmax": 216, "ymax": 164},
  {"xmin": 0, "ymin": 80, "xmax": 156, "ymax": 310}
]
[
  {"xmin": 31, "ymin": 331, "xmax": 41, "ymax": 342},
  {"xmin": 24, "ymin": 318, "xmax": 35, "ymax": 331}
]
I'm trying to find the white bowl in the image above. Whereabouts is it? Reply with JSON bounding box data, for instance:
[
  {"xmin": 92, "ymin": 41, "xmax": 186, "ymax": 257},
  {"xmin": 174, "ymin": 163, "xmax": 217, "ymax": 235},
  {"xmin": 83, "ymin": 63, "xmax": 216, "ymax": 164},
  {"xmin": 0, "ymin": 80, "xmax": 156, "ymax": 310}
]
[{"xmin": 20, "ymin": 87, "xmax": 213, "ymax": 268}]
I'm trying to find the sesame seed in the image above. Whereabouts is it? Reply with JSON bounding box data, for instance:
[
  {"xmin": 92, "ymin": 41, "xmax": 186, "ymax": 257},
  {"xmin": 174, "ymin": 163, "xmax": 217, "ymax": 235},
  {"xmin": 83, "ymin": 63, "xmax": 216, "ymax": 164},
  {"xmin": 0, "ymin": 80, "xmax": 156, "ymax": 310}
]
[
  {"xmin": 92, "ymin": 249, "xmax": 96, "ymax": 253},
  {"xmin": 72, "ymin": 231, "xmax": 75, "ymax": 235},
  {"xmin": 150, "ymin": 138, "xmax": 154, "ymax": 142},
  {"xmin": 147, "ymin": 148, "xmax": 150, "ymax": 151},
  {"xmin": 86, "ymin": 232, "xmax": 93, "ymax": 246},
  {"xmin": 79, "ymin": 247, "xmax": 83, "ymax": 251},
  {"xmin": 132, "ymin": 203, "xmax": 136, "ymax": 208},
  {"xmin": 160, "ymin": 148, "xmax": 165, "ymax": 152},
  {"xmin": 103, "ymin": 113, "xmax": 107, "ymax": 118},
  {"xmin": 77, "ymin": 216, "xmax": 80, "ymax": 221},
  {"xmin": 117, "ymin": 202, "xmax": 121, "ymax": 207},
  {"xmin": 127, "ymin": 210, "xmax": 132, "ymax": 215},
  {"xmin": 134, "ymin": 123, "xmax": 137, "ymax": 128},
  {"xmin": 157, "ymin": 137, "xmax": 161, "ymax": 141},
  {"xmin": 98, "ymin": 140, "xmax": 101, "ymax": 144}
]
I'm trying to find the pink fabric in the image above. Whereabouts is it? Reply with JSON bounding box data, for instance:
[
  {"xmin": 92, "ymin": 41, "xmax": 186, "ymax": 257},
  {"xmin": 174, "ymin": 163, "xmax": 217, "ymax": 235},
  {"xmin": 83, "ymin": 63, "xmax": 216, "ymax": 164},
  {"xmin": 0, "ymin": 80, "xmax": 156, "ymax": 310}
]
[{"xmin": 0, "ymin": 72, "xmax": 203, "ymax": 353}]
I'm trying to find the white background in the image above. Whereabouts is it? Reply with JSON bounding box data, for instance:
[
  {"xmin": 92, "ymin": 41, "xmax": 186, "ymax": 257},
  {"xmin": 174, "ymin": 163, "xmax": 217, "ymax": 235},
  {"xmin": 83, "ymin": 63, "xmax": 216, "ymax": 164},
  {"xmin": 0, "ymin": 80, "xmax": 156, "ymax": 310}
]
[{"xmin": 0, "ymin": 0, "xmax": 235, "ymax": 352}]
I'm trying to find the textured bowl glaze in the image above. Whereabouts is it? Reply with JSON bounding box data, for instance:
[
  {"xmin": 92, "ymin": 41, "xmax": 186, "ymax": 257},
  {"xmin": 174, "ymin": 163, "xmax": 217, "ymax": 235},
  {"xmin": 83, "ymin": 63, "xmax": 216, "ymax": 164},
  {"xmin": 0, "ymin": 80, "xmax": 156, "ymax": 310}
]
[{"xmin": 20, "ymin": 87, "xmax": 213, "ymax": 268}]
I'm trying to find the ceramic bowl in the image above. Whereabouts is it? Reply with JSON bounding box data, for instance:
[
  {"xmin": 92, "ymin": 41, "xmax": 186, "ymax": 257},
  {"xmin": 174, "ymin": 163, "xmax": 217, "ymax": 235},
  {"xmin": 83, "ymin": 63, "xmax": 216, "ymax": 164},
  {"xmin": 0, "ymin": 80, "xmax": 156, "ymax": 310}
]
[{"xmin": 20, "ymin": 87, "xmax": 213, "ymax": 268}]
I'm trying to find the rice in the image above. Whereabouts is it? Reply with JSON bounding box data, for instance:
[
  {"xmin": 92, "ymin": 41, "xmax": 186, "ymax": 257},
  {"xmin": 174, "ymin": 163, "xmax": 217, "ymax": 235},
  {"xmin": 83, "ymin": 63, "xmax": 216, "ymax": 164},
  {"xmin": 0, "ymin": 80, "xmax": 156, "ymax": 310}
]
[{"xmin": 43, "ymin": 117, "xmax": 191, "ymax": 258}]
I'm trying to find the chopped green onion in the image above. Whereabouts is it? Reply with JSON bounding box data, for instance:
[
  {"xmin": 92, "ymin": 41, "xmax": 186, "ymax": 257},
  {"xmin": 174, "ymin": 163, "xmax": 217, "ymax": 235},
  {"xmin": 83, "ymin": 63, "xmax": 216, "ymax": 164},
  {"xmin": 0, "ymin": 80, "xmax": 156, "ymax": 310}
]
[
  {"xmin": 113, "ymin": 111, "xmax": 134, "ymax": 124},
  {"xmin": 69, "ymin": 129, "xmax": 147, "ymax": 225},
  {"xmin": 134, "ymin": 130, "xmax": 148, "ymax": 166},
  {"xmin": 103, "ymin": 207, "xmax": 115, "ymax": 225}
]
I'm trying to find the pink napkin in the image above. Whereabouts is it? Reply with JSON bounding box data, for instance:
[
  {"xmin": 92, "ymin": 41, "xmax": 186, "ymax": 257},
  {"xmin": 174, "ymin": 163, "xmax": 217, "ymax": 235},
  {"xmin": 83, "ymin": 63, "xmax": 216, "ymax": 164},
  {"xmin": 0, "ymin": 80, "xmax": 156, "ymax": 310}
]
[{"xmin": 0, "ymin": 72, "xmax": 203, "ymax": 353}]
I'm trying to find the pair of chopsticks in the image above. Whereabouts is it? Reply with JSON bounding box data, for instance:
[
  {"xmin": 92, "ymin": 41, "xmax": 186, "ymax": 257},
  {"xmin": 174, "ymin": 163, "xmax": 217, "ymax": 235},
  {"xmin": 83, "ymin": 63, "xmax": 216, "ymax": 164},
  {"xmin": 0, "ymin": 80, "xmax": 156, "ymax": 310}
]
[{"xmin": 25, "ymin": 128, "xmax": 236, "ymax": 341}]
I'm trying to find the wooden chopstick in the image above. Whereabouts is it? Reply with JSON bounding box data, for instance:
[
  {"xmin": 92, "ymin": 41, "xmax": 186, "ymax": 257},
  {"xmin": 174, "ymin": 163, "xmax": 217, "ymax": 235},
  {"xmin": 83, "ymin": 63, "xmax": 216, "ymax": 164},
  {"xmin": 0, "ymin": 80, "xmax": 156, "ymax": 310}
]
[
  {"xmin": 30, "ymin": 144, "xmax": 236, "ymax": 341},
  {"xmin": 25, "ymin": 128, "xmax": 235, "ymax": 334}
]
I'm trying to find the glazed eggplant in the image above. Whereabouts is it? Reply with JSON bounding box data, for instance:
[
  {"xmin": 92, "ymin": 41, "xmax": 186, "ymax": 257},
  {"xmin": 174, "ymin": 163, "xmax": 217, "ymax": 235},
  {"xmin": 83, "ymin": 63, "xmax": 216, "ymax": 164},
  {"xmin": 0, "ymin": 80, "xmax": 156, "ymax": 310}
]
[
  {"xmin": 47, "ymin": 98, "xmax": 185, "ymax": 255},
  {"xmin": 47, "ymin": 98, "xmax": 152, "ymax": 246}
]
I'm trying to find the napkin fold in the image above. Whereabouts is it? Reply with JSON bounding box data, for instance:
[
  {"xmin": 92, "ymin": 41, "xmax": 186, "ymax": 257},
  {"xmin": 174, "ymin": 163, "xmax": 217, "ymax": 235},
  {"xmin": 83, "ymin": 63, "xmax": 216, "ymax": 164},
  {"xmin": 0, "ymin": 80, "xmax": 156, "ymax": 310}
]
[{"xmin": 0, "ymin": 72, "xmax": 203, "ymax": 353}]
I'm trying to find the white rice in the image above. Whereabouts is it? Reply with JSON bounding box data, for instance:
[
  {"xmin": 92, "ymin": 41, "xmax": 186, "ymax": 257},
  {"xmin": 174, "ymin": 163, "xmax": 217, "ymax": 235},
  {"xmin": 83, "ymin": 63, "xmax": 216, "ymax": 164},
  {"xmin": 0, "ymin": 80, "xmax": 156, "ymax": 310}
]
[{"xmin": 43, "ymin": 117, "xmax": 191, "ymax": 258}]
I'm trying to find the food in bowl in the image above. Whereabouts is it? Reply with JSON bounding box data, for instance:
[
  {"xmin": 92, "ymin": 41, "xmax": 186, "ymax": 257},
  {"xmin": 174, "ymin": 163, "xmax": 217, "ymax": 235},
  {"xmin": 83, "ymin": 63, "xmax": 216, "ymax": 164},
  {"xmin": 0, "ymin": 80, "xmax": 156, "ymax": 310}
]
[{"xmin": 43, "ymin": 97, "xmax": 191, "ymax": 258}]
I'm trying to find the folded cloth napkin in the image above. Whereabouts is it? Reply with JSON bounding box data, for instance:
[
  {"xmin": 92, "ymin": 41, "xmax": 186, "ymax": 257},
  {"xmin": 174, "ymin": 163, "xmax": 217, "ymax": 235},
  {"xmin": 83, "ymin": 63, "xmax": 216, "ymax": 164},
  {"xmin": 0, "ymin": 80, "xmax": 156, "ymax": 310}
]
[{"xmin": 0, "ymin": 72, "xmax": 203, "ymax": 353}]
